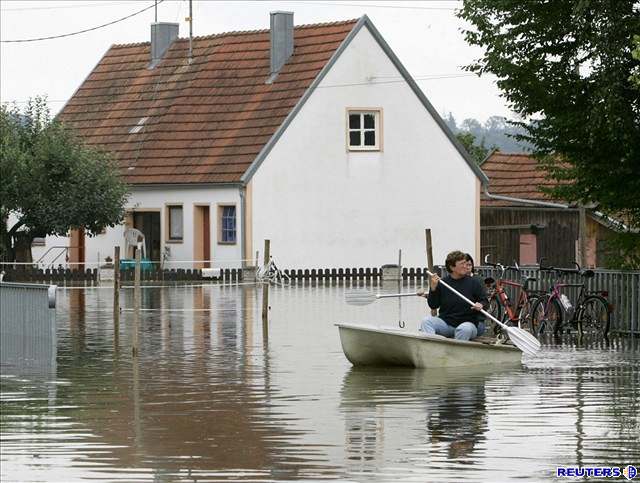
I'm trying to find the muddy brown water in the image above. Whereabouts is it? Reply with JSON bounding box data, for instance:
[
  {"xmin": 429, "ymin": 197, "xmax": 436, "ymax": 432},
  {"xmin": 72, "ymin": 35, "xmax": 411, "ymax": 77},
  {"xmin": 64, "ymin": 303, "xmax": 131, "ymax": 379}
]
[{"xmin": 1, "ymin": 283, "xmax": 638, "ymax": 482}]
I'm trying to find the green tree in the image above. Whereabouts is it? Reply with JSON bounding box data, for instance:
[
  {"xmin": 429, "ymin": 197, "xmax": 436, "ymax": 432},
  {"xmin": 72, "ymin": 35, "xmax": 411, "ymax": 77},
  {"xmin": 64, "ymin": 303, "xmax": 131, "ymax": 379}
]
[
  {"xmin": 1, "ymin": 97, "xmax": 129, "ymax": 262},
  {"xmin": 458, "ymin": 0, "xmax": 640, "ymax": 268},
  {"xmin": 632, "ymin": 34, "xmax": 640, "ymax": 87},
  {"xmin": 455, "ymin": 131, "xmax": 493, "ymax": 164}
]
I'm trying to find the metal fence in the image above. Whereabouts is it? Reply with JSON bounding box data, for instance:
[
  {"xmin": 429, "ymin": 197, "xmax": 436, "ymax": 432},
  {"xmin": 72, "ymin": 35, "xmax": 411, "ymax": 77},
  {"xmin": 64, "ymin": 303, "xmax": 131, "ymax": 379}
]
[
  {"xmin": 475, "ymin": 266, "xmax": 639, "ymax": 336},
  {"xmin": 0, "ymin": 282, "xmax": 57, "ymax": 376}
]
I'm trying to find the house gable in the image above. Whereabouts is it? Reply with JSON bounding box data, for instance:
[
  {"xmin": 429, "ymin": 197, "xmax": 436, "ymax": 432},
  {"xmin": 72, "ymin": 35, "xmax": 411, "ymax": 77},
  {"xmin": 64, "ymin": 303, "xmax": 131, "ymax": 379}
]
[
  {"xmin": 247, "ymin": 23, "xmax": 483, "ymax": 268},
  {"xmin": 242, "ymin": 15, "xmax": 489, "ymax": 185}
]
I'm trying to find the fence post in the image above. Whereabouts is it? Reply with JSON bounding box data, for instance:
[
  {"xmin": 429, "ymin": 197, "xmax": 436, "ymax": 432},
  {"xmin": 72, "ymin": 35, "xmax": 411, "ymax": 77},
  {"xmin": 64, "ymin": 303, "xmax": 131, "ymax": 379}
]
[
  {"xmin": 262, "ymin": 239, "xmax": 270, "ymax": 323},
  {"xmin": 113, "ymin": 247, "xmax": 120, "ymax": 318},
  {"xmin": 132, "ymin": 244, "xmax": 141, "ymax": 357}
]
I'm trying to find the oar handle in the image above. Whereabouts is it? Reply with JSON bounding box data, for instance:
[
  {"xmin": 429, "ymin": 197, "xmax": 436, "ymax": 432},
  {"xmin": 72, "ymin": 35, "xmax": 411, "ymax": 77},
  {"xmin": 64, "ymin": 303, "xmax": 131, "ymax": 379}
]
[
  {"xmin": 376, "ymin": 292, "xmax": 419, "ymax": 299},
  {"xmin": 425, "ymin": 270, "xmax": 506, "ymax": 329}
]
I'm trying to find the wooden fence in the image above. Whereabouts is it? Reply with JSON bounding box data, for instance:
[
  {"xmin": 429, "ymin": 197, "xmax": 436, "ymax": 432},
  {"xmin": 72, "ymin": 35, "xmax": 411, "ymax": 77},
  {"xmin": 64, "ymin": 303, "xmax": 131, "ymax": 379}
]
[{"xmin": 1, "ymin": 264, "xmax": 637, "ymax": 335}]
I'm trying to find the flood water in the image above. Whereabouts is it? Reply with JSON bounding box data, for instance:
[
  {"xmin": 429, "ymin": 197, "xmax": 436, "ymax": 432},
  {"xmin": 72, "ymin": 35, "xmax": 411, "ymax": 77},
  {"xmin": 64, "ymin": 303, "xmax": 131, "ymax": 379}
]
[{"xmin": 1, "ymin": 282, "xmax": 639, "ymax": 482}]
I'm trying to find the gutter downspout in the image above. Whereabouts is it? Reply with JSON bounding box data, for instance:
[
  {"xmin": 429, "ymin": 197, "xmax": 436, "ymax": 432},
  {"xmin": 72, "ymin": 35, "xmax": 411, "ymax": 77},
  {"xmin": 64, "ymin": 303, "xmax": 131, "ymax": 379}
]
[
  {"xmin": 240, "ymin": 185, "xmax": 246, "ymax": 268},
  {"xmin": 483, "ymin": 186, "xmax": 570, "ymax": 209}
]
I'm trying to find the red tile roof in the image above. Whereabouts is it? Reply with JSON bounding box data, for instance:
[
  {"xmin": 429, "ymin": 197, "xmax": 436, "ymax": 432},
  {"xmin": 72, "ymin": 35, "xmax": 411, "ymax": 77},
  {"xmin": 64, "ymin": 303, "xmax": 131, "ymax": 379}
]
[
  {"xmin": 481, "ymin": 151, "xmax": 563, "ymax": 207},
  {"xmin": 58, "ymin": 20, "xmax": 359, "ymax": 184}
]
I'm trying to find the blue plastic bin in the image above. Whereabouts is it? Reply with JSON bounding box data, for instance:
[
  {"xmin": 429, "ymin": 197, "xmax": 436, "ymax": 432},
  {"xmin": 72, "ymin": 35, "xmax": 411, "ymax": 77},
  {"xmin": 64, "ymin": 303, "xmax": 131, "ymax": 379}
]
[{"xmin": 119, "ymin": 258, "xmax": 155, "ymax": 272}]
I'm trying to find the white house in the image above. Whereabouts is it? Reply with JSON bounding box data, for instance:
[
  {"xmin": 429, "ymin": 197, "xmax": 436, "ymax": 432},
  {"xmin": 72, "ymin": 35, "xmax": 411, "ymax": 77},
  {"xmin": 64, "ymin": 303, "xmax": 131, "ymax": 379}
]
[{"xmin": 35, "ymin": 13, "xmax": 487, "ymax": 270}]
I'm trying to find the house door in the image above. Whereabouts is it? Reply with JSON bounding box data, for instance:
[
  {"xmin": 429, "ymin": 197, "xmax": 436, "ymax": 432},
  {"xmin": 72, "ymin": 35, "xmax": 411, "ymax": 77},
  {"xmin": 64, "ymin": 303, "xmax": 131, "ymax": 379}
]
[
  {"xmin": 194, "ymin": 206, "xmax": 211, "ymax": 269},
  {"xmin": 69, "ymin": 228, "xmax": 85, "ymax": 270},
  {"xmin": 519, "ymin": 233, "xmax": 537, "ymax": 265},
  {"xmin": 133, "ymin": 211, "xmax": 161, "ymax": 261}
]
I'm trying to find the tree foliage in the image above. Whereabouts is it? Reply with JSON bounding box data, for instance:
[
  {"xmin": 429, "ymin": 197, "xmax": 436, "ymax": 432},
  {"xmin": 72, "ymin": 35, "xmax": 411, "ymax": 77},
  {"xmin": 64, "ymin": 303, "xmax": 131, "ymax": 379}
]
[
  {"xmin": 458, "ymin": 0, "xmax": 640, "ymax": 268},
  {"xmin": 455, "ymin": 131, "xmax": 493, "ymax": 164},
  {"xmin": 443, "ymin": 112, "xmax": 532, "ymax": 153},
  {"xmin": 1, "ymin": 97, "xmax": 129, "ymax": 261}
]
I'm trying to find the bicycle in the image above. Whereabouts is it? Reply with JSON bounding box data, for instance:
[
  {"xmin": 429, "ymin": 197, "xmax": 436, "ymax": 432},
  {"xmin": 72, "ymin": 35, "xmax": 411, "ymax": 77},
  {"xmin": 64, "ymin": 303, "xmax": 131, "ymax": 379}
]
[
  {"xmin": 483, "ymin": 255, "xmax": 540, "ymax": 336},
  {"xmin": 530, "ymin": 259, "xmax": 611, "ymax": 338},
  {"xmin": 256, "ymin": 257, "xmax": 290, "ymax": 285}
]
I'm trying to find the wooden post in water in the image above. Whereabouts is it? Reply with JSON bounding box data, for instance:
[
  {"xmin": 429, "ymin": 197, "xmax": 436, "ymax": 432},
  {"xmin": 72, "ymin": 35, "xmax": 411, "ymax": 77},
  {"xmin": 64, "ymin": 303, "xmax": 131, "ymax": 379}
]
[
  {"xmin": 262, "ymin": 239, "xmax": 270, "ymax": 325},
  {"xmin": 132, "ymin": 244, "xmax": 141, "ymax": 357},
  {"xmin": 113, "ymin": 246, "xmax": 120, "ymax": 344},
  {"xmin": 425, "ymin": 228, "xmax": 434, "ymax": 273},
  {"xmin": 113, "ymin": 246, "xmax": 121, "ymax": 315},
  {"xmin": 425, "ymin": 228, "xmax": 437, "ymax": 316}
]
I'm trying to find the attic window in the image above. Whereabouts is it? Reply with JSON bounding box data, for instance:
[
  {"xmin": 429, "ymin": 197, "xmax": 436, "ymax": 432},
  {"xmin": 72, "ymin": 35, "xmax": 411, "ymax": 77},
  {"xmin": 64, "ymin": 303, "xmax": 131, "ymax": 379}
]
[
  {"xmin": 347, "ymin": 110, "xmax": 381, "ymax": 151},
  {"xmin": 129, "ymin": 117, "xmax": 149, "ymax": 134}
]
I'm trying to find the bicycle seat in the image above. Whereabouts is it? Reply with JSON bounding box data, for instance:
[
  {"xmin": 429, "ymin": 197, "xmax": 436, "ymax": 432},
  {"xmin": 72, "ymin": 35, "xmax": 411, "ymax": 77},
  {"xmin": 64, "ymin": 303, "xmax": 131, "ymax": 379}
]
[
  {"xmin": 581, "ymin": 269, "xmax": 595, "ymax": 278},
  {"xmin": 484, "ymin": 276, "xmax": 495, "ymax": 286},
  {"xmin": 522, "ymin": 277, "xmax": 537, "ymax": 290}
]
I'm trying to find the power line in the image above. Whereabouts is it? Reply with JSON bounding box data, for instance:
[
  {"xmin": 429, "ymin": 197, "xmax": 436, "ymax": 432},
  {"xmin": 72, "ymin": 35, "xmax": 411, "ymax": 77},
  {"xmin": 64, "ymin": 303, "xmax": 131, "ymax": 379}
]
[
  {"xmin": 281, "ymin": 1, "xmax": 459, "ymax": 11},
  {"xmin": 0, "ymin": 1, "xmax": 137, "ymax": 12},
  {"xmin": 1, "ymin": 1, "xmax": 164, "ymax": 43},
  {"xmin": 1, "ymin": 73, "xmax": 486, "ymax": 106},
  {"xmin": 318, "ymin": 73, "xmax": 482, "ymax": 89}
]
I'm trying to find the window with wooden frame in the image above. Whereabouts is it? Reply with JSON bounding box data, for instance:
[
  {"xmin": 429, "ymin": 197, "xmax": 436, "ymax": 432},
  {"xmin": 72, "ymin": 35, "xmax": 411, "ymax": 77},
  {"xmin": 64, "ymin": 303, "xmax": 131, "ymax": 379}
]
[
  {"xmin": 218, "ymin": 205, "xmax": 236, "ymax": 244},
  {"xmin": 347, "ymin": 110, "xmax": 381, "ymax": 151},
  {"xmin": 167, "ymin": 205, "xmax": 183, "ymax": 242}
]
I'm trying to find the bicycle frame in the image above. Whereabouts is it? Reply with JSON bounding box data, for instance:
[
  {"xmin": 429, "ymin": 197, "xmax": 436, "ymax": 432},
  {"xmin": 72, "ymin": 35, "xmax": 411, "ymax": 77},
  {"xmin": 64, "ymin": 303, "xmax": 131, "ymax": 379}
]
[
  {"xmin": 544, "ymin": 279, "xmax": 587, "ymax": 326},
  {"xmin": 495, "ymin": 279, "xmax": 531, "ymax": 323},
  {"xmin": 484, "ymin": 258, "xmax": 537, "ymax": 329}
]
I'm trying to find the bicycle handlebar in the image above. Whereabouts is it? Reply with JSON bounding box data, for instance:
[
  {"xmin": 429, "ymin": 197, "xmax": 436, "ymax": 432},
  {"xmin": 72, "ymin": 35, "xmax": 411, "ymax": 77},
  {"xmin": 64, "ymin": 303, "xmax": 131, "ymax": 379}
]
[
  {"xmin": 539, "ymin": 258, "xmax": 589, "ymax": 277},
  {"xmin": 484, "ymin": 255, "xmax": 519, "ymax": 275}
]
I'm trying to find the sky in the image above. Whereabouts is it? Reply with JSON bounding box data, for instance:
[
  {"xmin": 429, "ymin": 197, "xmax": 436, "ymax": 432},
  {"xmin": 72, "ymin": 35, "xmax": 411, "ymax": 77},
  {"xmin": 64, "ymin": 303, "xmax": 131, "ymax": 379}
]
[{"xmin": 0, "ymin": 0, "xmax": 515, "ymax": 123}]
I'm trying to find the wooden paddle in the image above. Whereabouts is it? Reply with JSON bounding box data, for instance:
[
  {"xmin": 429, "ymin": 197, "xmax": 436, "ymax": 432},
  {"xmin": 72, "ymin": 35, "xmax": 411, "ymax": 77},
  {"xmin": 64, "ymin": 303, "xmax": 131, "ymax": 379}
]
[{"xmin": 345, "ymin": 290, "xmax": 420, "ymax": 306}]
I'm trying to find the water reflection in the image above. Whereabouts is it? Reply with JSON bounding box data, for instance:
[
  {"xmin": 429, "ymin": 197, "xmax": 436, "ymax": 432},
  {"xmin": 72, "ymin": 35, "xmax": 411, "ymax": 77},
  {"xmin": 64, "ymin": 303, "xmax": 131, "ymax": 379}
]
[
  {"xmin": 340, "ymin": 366, "xmax": 510, "ymax": 474},
  {"xmin": 426, "ymin": 374, "xmax": 486, "ymax": 460},
  {"xmin": 1, "ymin": 283, "xmax": 639, "ymax": 482}
]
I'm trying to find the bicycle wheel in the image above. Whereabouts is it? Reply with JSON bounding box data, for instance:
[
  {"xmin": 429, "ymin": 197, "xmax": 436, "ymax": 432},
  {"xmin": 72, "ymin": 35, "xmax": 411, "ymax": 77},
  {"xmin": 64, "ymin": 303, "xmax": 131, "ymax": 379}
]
[
  {"xmin": 517, "ymin": 295, "xmax": 538, "ymax": 333},
  {"xmin": 487, "ymin": 295, "xmax": 503, "ymax": 324},
  {"xmin": 577, "ymin": 296, "xmax": 610, "ymax": 338},
  {"xmin": 531, "ymin": 295, "xmax": 563, "ymax": 336}
]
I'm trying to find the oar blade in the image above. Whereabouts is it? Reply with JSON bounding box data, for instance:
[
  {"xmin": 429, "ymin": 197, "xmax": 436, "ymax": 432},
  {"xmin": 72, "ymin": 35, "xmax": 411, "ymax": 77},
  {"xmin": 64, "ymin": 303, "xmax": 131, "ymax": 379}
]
[
  {"xmin": 344, "ymin": 290, "xmax": 377, "ymax": 306},
  {"xmin": 505, "ymin": 326, "xmax": 541, "ymax": 356}
]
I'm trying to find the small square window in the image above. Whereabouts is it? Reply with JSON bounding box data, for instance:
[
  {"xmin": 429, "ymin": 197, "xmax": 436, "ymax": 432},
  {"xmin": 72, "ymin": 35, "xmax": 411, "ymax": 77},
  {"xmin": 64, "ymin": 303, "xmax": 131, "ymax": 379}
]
[
  {"xmin": 347, "ymin": 110, "xmax": 381, "ymax": 151},
  {"xmin": 168, "ymin": 205, "xmax": 183, "ymax": 241}
]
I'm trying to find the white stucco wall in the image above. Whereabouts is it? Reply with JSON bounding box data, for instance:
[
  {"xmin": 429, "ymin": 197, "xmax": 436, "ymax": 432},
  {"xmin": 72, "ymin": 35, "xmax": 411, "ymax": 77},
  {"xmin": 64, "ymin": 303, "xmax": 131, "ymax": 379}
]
[
  {"xmin": 250, "ymin": 25, "xmax": 480, "ymax": 269},
  {"xmin": 83, "ymin": 186, "xmax": 243, "ymax": 268},
  {"xmin": 8, "ymin": 185, "xmax": 243, "ymax": 269}
]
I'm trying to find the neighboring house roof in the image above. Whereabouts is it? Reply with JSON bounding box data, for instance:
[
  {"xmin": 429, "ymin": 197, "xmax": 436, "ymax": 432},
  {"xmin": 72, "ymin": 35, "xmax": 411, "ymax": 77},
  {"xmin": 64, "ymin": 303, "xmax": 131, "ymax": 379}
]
[
  {"xmin": 480, "ymin": 151, "xmax": 562, "ymax": 207},
  {"xmin": 58, "ymin": 15, "xmax": 487, "ymax": 186}
]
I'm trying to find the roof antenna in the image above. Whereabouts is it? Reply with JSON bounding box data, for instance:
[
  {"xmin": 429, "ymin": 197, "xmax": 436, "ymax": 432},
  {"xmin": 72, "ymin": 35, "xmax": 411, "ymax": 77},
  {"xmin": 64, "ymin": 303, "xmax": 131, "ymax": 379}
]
[
  {"xmin": 154, "ymin": 0, "xmax": 157, "ymax": 22},
  {"xmin": 187, "ymin": 0, "xmax": 193, "ymax": 64}
]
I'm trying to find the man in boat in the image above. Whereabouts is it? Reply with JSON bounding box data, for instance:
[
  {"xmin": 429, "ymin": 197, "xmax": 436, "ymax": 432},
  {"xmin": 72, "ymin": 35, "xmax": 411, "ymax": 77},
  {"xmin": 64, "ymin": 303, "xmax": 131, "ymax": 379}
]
[{"xmin": 417, "ymin": 250, "xmax": 489, "ymax": 341}]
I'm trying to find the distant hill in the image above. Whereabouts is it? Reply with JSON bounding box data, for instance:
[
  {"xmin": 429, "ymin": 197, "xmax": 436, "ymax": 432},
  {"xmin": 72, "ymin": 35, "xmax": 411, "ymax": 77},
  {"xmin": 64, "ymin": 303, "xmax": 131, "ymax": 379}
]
[{"xmin": 443, "ymin": 113, "xmax": 534, "ymax": 154}]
